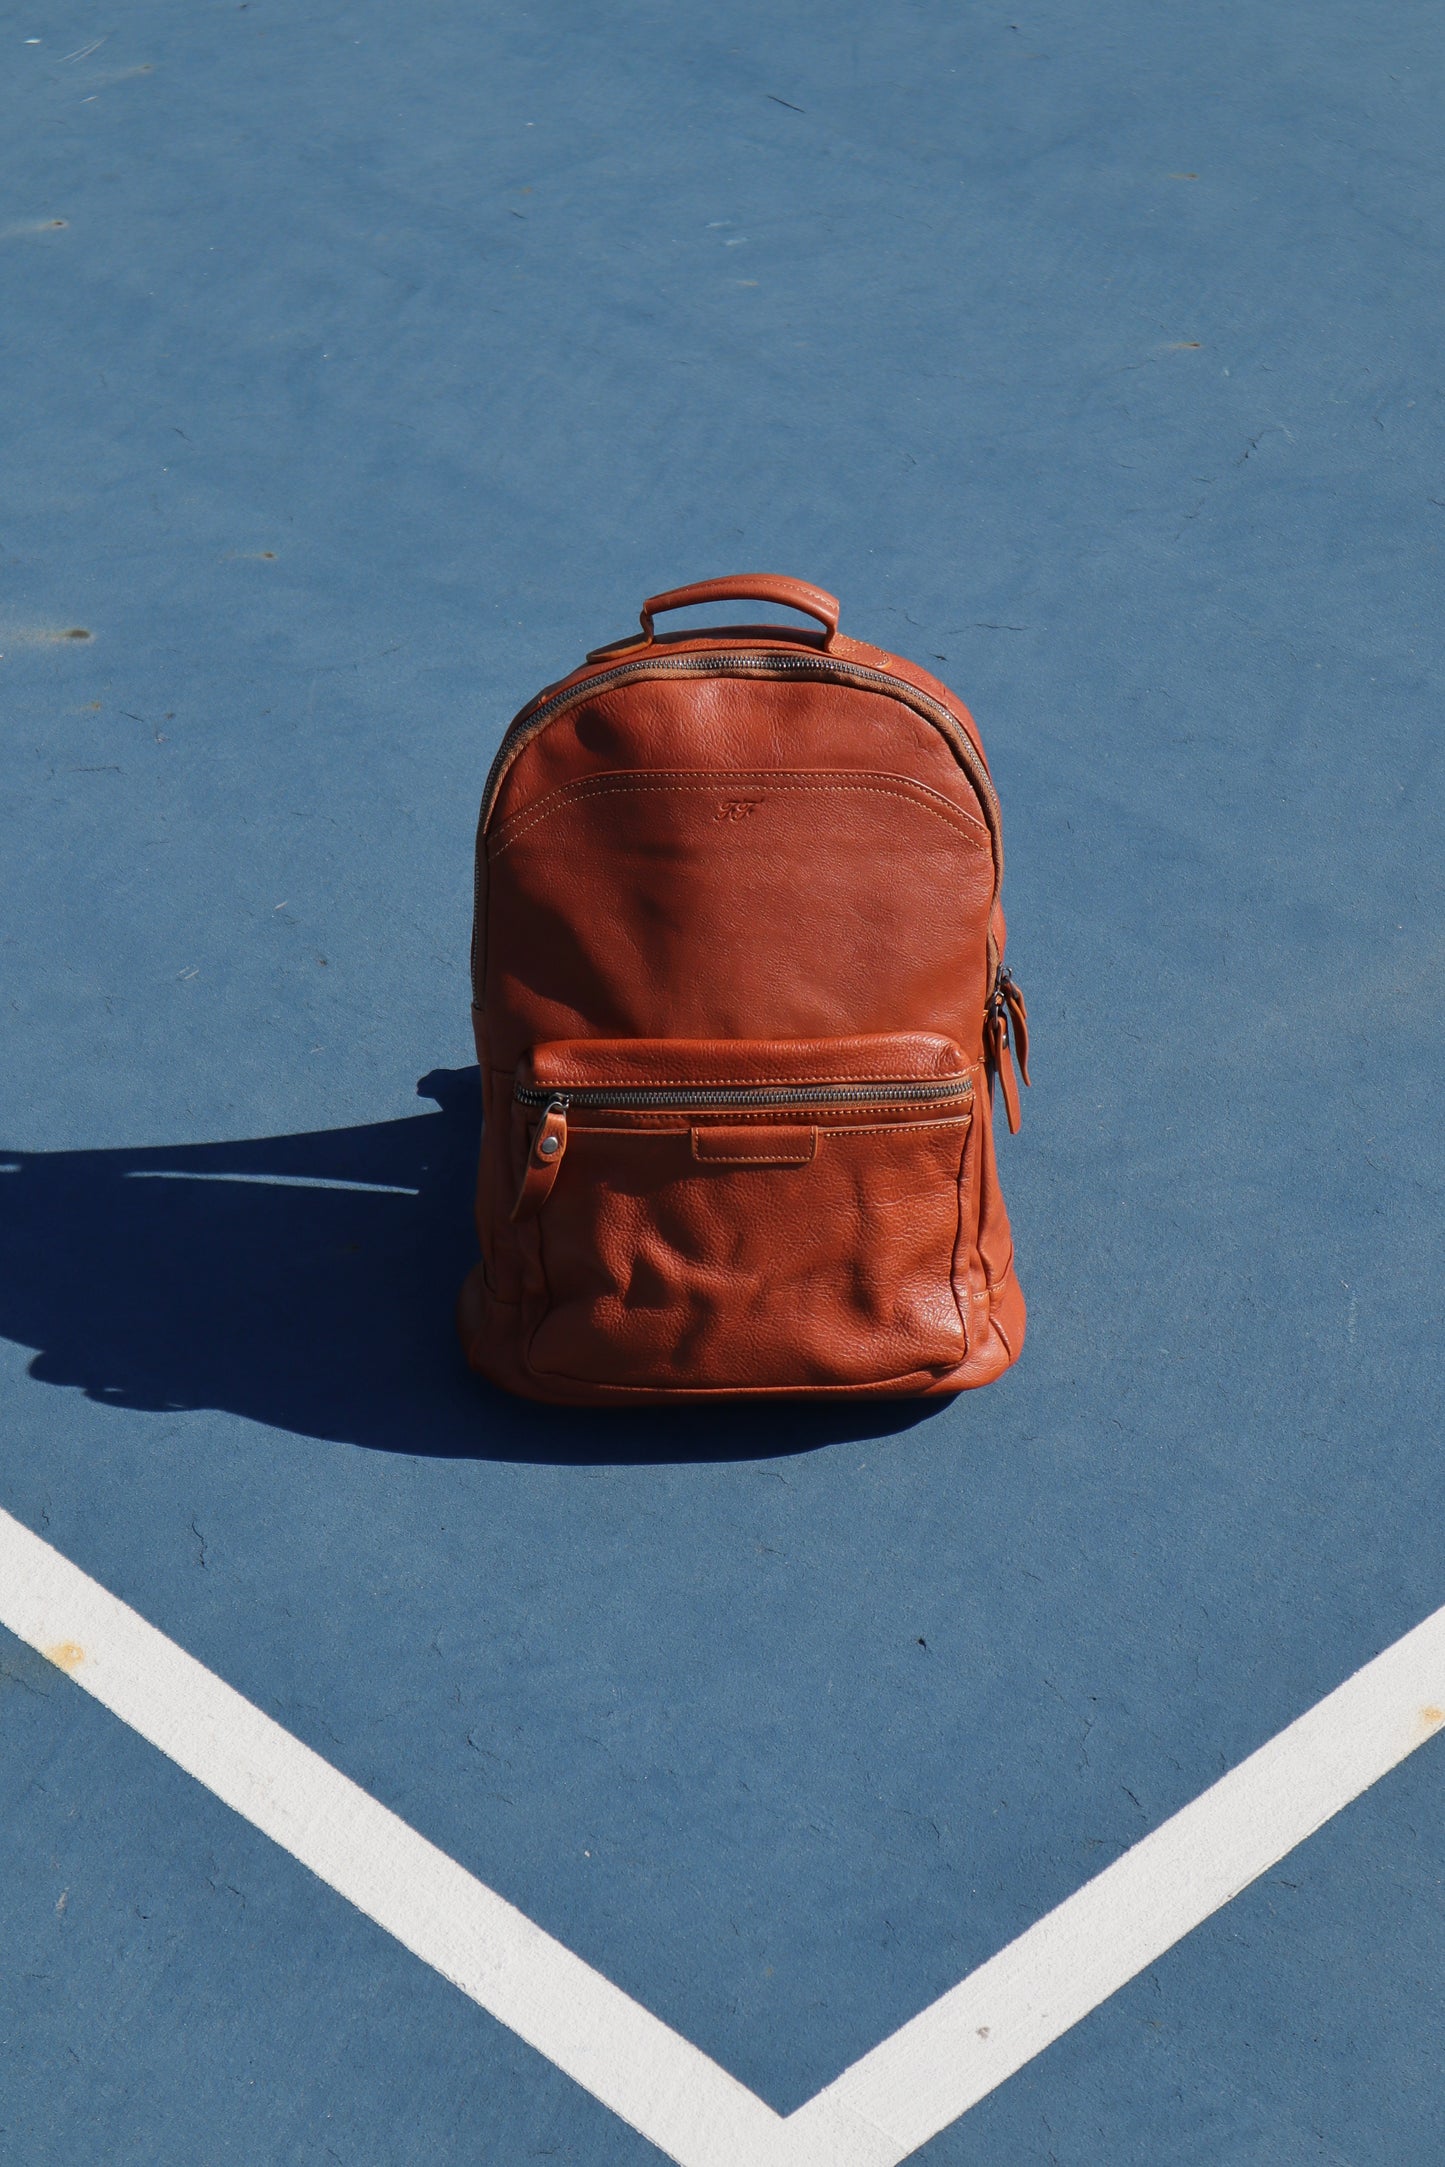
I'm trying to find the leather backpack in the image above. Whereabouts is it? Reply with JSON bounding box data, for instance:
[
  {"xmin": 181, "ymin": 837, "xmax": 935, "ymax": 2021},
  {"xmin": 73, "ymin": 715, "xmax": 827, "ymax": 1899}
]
[{"xmin": 458, "ymin": 575, "xmax": 1030, "ymax": 1406}]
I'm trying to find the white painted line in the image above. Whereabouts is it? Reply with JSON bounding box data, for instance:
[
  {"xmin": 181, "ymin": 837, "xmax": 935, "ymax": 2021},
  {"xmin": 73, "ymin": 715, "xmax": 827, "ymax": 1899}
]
[
  {"xmin": 0, "ymin": 1509, "xmax": 787, "ymax": 2167},
  {"xmin": 1, "ymin": 1500, "xmax": 1442, "ymax": 2167},
  {"xmin": 787, "ymin": 1603, "xmax": 1445, "ymax": 2165}
]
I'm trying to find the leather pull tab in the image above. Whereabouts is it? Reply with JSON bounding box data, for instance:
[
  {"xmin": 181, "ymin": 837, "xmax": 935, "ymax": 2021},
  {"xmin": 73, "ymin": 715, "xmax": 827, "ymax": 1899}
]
[
  {"xmin": 995, "ymin": 1033, "xmax": 1023, "ymax": 1134},
  {"xmin": 985, "ymin": 968, "xmax": 1029, "ymax": 1135},
  {"xmin": 1001, "ymin": 970, "xmax": 1031, "ymax": 1088},
  {"xmin": 511, "ymin": 1099, "xmax": 569, "ymax": 1222}
]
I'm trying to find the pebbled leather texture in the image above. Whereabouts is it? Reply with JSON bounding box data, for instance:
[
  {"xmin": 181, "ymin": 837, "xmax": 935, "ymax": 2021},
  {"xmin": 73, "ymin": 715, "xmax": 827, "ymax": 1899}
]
[{"xmin": 459, "ymin": 579, "xmax": 1029, "ymax": 1405}]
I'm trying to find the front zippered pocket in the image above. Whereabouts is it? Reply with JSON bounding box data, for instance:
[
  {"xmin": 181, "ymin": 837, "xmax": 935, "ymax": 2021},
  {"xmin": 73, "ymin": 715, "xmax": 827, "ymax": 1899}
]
[{"xmin": 511, "ymin": 1034, "xmax": 975, "ymax": 1392}]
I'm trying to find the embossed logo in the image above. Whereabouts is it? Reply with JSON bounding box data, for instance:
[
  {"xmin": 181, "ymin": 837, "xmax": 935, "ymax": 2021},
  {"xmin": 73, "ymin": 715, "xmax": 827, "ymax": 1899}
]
[{"xmin": 715, "ymin": 800, "xmax": 761, "ymax": 823}]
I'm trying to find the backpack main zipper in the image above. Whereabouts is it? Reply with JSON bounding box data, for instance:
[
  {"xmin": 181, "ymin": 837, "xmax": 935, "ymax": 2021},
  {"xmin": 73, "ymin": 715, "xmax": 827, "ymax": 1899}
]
[
  {"xmin": 480, "ymin": 652, "xmax": 1001, "ymax": 836},
  {"xmin": 514, "ymin": 1076, "xmax": 974, "ymax": 1114},
  {"xmin": 472, "ymin": 650, "xmax": 1004, "ymax": 1004}
]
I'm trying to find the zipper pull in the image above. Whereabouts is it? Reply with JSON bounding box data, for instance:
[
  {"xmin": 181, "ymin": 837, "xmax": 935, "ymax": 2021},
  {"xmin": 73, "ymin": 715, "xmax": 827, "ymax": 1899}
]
[
  {"xmin": 999, "ymin": 967, "xmax": 1030, "ymax": 1085},
  {"xmin": 985, "ymin": 967, "xmax": 1030, "ymax": 1135},
  {"xmin": 511, "ymin": 1096, "xmax": 569, "ymax": 1222}
]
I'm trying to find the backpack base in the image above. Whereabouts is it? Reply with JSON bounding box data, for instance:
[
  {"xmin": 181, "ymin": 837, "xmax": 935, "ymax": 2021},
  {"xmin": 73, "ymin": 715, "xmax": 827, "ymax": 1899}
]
[{"xmin": 456, "ymin": 1262, "xmax": 1025, "ymax": 1408}]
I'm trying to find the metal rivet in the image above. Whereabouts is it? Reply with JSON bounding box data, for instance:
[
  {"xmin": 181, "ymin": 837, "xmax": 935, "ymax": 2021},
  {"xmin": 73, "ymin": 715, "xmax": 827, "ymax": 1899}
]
[{"xmin": 538, "ymin": 1135, "xmax": 560, "ymax": 1156}]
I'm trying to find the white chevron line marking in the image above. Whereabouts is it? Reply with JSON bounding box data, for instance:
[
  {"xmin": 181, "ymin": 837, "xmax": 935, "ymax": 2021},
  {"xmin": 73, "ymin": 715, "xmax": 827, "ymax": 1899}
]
[
  {"xmin": 0, "ymin": 1508, "xmax": 784, "ymax": 2167},
  {"xmin": 2, "ymin": 1505, "xmax": 1441, "ymax": 2167},
  {"xmin": 786, "ymin": 1597, "xmax": 1445, "ymax": 2160}
]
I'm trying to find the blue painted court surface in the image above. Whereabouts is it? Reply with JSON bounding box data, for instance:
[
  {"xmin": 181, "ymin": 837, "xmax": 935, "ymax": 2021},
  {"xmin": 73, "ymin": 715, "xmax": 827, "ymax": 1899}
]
[{"xmin": 2, "ymin": 3, "xmax": 1443, "ymax": 2161}]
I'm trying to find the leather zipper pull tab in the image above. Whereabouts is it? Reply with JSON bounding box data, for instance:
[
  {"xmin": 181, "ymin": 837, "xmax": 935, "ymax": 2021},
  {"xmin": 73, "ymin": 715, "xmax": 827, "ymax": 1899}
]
[
  {"xmin": 985, "ymin": 968, "xmax": 1029, "ymax": 1135},
  {"xmin": 511, "ymin": 1097, "xmax": 569, "ymax": 1222},
  {"xmin": 1000, "ymin": 967, "xmax": 1030, "ymax": 1087}
]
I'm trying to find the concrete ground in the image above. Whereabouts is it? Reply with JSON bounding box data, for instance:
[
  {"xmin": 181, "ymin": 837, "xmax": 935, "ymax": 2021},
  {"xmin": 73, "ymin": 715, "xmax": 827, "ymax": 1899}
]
[{"xmin": 1, "ymin": 4, "xmax": 1442, "ymax": 2161}]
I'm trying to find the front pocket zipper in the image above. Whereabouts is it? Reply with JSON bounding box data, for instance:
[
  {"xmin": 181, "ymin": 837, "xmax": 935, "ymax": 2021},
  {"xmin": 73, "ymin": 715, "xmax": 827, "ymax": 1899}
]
[
  {"xmin": 510, "ymin": 1035, "xmax": 975, "ymax": 1392},
  {"xmin": 515, "ymin": 1075, "xmax": 973, "ymax": 1115}
]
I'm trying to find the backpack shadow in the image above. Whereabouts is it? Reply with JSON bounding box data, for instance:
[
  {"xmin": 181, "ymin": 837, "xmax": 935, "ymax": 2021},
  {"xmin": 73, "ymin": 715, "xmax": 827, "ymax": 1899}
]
[{"xmin": 0, "ymin": 1069, "xmax": 941, "ymax": 1465}]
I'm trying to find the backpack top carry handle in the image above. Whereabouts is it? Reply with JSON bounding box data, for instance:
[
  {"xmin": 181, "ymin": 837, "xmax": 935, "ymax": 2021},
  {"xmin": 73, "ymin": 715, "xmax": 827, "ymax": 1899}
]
[
  {"xmin": 639, "ymin": 575, "xmax": 840, "ymax": 649},
  {"xmin": 586, "ymin": 576, "xmax": 840, "ymax": 663}
]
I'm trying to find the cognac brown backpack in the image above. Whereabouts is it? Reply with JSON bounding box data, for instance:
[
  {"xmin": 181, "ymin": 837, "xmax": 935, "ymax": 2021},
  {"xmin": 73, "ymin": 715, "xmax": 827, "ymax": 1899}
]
[{"xmin": 458, "ymin": 575, "xmax": 1030, "ymax": 1406}]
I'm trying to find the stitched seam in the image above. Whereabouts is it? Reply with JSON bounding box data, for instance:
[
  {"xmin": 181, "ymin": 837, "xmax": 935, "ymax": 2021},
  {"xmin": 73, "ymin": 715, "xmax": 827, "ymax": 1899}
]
[
  {"xmin": 492, "ymin": 773, "xmax": 989, "ymax": 854},
  {"xmin": 529, "ymin": 1063, "xmax": 979, "ymax": 1090},
  {"xmin": 489, "ymin": 773, "xmax": 991, "ymax": 858},
  {"xmin": 821, "ymin": 1118, "xmax": 971, "ymax": 1138},
  {"xmin": 532, "ymin": 1075, "xmax": 970, "ymax": 1089}
]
